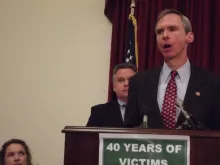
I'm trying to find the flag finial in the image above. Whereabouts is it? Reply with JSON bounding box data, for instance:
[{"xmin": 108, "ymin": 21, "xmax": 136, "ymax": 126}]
[{"xmin": 130, "ymin": 0, "xmax": 136, "ymax": 16}]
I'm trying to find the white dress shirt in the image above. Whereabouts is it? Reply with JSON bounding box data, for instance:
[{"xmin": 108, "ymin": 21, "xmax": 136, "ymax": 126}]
[
  {"xmin": 157, "ymin": 59, "xmax": 191, "ymax": 120},
  {"xmin": 118, "ymin": 99, "xmax": 126, "ymax": 121}
]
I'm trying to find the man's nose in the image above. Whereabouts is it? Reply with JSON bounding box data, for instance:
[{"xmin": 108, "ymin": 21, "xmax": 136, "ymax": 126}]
[
  {"xmin": 162, "ymin": 30, "xmax": 169, "ymax": 40},
  {"xmin": 124, "ymin": 79, "xmax": 129, "ymax": 85}
]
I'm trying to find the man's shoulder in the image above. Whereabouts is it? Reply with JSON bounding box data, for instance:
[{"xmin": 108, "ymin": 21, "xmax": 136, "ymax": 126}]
[
  {"xmin": 132, "ymin": 67, "xmax": 161, "ymax": 80},
  {"xmin": 192, "ymin": 65, "xmax": 220, "ymax": 81},
  {"xmin": 91, "ymin": 100, "xmax": 118, "ymax": 112}
]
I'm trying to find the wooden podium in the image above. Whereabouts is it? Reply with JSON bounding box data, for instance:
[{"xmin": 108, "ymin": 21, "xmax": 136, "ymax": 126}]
[{"xmin": 62, "ymin": 126, "xmax": 220, "ymax": 165}]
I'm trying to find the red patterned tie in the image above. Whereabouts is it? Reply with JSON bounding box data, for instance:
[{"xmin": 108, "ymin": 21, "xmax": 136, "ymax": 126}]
[{"xmin": 161, "ymin": 70, "xmax": 178, "ymax": 129}]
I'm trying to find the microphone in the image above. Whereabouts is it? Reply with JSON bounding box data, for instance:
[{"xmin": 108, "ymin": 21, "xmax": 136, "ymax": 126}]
[
  {"xmin": 139, "ymin": 104, "xmax": 153, "ymax": 128},
  {"xmin": 141, "ymin": 115, "xmax": 148, "ymax": 128},
  {"xmin": 176, "ymin": 99, "xmax": 196, "ymax": 130},
  {"xmin": 176, "ymin": 99, "xmax": 208, "ymax": 130}
]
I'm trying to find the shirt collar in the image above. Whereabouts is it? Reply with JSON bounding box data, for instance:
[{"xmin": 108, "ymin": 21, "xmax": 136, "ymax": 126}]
[
  {"xmin": 177, "ymin": 59, "xmax": 190, "ymax": 82},
  {"xmin": 161, "ymin": 59, "xmax": 191, "ymax": 83},
  {"xmin": 117, "ymin": 99, "xmax": 126, "ymax": 107}
]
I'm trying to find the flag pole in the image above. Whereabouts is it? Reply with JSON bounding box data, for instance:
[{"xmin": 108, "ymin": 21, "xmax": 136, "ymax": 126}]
[{"xmin": 129, "ymin": 0, "xmax": 138, "ymax": 70}]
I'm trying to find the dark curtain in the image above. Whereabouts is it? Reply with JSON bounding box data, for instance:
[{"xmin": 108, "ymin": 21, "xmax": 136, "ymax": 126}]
[{"xmin": 105, "ymin": 0, "xmax": 220, "ymax": 100}]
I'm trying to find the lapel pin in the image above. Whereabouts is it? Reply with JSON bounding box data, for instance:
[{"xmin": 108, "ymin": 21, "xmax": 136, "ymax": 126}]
[{"xmin": 195, "ymin": 92, "xmax": 200, "ymax": 96}]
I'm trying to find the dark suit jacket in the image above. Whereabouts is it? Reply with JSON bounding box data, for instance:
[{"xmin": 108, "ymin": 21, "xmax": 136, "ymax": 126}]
[
  {"xmin": 86, "ymin": 100, "xmax": 124, "ymax": 127},
  {"xmin": 124, "ymin": 65, "xmax": 220, "ymax": 130}
]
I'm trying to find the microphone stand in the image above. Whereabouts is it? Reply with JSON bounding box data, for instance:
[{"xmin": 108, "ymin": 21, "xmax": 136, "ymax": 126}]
[
  {"xmin": 176, "ymin": 99, "xmax": 208, "ymax": 130},
  {"xmin": 188, "ymin": 114, "xmax": 208, "ymax": 130}
]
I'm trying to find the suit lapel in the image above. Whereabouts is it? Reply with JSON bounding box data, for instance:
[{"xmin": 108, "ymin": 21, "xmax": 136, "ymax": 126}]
[
  {"xmin": 176, "ymin": 65, "xmax": 206, "ymax": 127},
  {"xmin": 140, "ymin": 67, "xmax": 164, "ymax": 128},
  {"xmin": 183, "ymin": 65, "xmax": 205, "ymax": 114},
  {"xmin": 111, "ymin": 100, "xmax": 124, "ymax": 126}
]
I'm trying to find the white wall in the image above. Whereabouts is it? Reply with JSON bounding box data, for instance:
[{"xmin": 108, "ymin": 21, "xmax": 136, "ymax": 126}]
[{"xmin": 0, "ymin": 0, "xmax": 111, "ymax": 164}]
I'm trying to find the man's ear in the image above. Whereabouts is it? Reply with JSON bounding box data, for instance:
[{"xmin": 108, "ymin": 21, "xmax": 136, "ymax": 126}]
[
  {"xmin": 113, "ymin": 83, "xmax": 116, "ymax": 92},
  {"xmin": 186, "ymin": 32, "xmax": 194, "ymax": 43}
]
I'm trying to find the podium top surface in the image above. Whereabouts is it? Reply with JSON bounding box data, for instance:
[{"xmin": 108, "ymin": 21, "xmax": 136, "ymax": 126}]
[{"xmin": 62, "ymin": 126, "xmax": 220, "ymax": 138}]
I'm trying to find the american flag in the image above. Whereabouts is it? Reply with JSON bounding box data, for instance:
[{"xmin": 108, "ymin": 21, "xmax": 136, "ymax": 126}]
[{"xmin": 125, "ymin": 14, "xmax": 138, "ymax": 70}]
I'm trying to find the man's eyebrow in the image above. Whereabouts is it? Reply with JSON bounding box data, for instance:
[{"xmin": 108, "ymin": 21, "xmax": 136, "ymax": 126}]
[
  {"xmin": 168, "ymin": 25, "xmax": 178, "ymax": 28},
  {"xmin": 155, "ymin": 28, "xmax": 163, "ymax": 33},
  {"xmin": 156, "ymin": 25, "xmax": 178, "ymax": 31}
]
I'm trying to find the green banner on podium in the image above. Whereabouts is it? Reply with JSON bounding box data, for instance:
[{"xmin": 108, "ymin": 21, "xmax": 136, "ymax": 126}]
[{"xmin": 99, "ymin": 133, "xmax": 190, "ymax": 165}]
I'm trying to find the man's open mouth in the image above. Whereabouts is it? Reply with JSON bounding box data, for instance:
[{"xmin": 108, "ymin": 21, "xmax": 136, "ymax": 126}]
[{"xmin": 163, "ymin": 44, "xmax": 171, "ymax": 49}]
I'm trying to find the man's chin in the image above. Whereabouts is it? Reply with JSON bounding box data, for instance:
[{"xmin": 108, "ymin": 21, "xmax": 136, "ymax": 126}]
[
  {"xmin": 122, "ymin": 93, "xmax": 128, "ymax": 98},
  {"xmin": 164, "ymin": 55, "xmax": 176, "ymax": 61}
]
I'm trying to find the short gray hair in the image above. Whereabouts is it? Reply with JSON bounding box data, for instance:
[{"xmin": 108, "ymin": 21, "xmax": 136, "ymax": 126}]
[
  {"xmin": 155, "ymin": 9, "xmax": 192, "ymax": 33},
  {"xmin": 112, "ymin": 63, "xmax": 137, "ymax": 83}
]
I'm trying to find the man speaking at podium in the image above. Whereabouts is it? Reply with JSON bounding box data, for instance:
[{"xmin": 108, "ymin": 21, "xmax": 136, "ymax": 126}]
[{"xmin": 124, "ymin": 9, "xmax": 220, "ymax": 130}]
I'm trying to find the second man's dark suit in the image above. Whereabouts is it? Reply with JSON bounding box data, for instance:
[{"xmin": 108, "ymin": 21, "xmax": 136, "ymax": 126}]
[
  {"xmin": 124, "ymin": 65, "xmax": 220, "ymax": 130},
  {"xmin": 86, "ymin": 100, "xmax": 124, "ymax": 127}
]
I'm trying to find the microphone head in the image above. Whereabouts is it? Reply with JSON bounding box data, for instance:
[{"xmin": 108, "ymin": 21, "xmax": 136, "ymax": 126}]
[
  {"xmin": 175, "ymin": 99, "xmax": 180, "ymax": 107},
  {"xmin": 143, "ymin": 115, "xmax": 148, "ymax": 122},
  {"xmin": 175, "ymin": 99, "xmax": 183, "ymax": 107}
]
